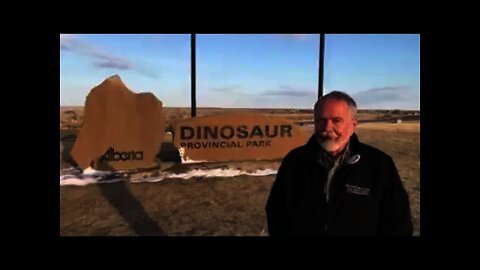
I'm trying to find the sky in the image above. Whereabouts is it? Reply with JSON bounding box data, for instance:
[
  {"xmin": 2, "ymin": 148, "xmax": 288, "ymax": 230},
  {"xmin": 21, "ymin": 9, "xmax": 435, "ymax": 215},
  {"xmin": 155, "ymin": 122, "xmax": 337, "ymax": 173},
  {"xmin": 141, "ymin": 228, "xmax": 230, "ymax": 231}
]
[{"xmin": 60, "ymin": 34, "xmax": 420, "ymax": 110}]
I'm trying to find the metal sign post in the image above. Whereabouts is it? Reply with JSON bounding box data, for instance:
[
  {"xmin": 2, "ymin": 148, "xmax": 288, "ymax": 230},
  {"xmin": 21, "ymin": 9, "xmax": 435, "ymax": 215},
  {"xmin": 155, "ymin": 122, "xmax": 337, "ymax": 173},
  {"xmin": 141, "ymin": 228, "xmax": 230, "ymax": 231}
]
[{"xmin": 318, "ymin": 33, "xmax": 325, "ymax": 99}]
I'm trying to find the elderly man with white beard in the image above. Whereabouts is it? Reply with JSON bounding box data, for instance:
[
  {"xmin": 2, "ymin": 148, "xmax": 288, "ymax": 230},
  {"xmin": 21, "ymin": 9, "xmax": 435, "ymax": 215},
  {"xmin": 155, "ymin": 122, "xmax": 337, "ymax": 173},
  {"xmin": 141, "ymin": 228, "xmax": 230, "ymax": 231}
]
[{"xmin": 265, "ymin": 91, "xmax": 413, "ymax": 236}]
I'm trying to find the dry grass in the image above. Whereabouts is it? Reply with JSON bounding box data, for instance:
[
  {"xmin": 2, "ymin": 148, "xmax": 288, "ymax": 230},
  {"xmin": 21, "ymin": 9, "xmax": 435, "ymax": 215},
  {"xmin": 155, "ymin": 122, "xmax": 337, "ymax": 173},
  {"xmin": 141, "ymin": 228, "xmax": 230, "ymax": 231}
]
[
  {"xmin": 356, "ymin": 122, "xmax": 420, "ymax": 235},
  {"xmin": 61, "ymin": 173, "xmax": 275, "ymax": 236},
  {"xmin": 358, "ymin": 122, "xmax": 420, "ymax": 131}
]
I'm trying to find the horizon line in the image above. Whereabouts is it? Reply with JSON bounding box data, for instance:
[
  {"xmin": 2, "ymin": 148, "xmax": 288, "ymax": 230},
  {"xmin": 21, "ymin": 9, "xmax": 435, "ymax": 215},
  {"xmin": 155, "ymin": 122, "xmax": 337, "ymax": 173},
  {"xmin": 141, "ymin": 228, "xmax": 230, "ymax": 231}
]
[{"xmin": 60, "ymin": 105, "xmax": 420, "ymax": 111}]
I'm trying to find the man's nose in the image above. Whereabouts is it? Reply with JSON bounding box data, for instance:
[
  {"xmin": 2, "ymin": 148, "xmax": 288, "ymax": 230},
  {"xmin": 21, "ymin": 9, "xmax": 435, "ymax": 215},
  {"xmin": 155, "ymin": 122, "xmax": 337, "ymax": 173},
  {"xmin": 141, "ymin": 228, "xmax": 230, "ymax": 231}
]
[{"xmin": 323, "ymin": 119, "xmax": 334, "ymax": 129}]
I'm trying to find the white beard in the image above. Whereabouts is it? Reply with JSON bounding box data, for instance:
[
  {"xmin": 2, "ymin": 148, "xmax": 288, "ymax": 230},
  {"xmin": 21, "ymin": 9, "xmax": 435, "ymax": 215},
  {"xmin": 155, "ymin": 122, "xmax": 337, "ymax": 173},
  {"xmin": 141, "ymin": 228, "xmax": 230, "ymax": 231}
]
[
  {"xmin": 319, "ymin": 130, "xmax": 342, "ymax": 152},
  {"xmin": 320, "ymin": 139, "xmax": 341, "ymax": 152}
]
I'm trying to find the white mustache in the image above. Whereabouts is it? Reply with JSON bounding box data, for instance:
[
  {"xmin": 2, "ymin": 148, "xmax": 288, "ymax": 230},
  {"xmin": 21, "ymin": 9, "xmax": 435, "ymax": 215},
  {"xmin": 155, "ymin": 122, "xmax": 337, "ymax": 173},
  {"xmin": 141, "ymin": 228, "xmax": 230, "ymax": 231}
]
[{"xmin": 320, "ymin": 130, "xmax": 340, "ymax": 139}]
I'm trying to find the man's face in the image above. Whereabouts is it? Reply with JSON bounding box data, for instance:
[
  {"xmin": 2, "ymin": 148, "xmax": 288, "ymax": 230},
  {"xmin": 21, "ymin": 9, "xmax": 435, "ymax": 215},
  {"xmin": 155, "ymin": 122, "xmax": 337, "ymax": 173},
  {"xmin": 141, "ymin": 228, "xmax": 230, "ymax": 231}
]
[{"xmin": 314, "ymin": 99, "xmax": 357, "ymax": 156}]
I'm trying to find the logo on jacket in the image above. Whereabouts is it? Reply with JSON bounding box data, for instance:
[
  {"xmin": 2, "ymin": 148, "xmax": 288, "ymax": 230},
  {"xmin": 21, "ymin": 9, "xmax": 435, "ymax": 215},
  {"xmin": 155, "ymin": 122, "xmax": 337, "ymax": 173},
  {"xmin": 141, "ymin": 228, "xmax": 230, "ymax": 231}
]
[
  {"xmin": 345, "ymin": 184, "xmax": 370, "ymax": 196},
  {"xmin": 347, "ymin": 154, "xmax": 361, "ymax": 164}
]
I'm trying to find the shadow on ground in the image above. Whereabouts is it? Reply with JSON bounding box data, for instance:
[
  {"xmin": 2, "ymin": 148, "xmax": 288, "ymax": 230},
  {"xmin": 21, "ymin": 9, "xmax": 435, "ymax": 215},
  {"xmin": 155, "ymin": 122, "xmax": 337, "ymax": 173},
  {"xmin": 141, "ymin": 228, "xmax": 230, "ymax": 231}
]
[{"xmin": 95, "ymin": 161, "xmax": 167, "ymax": 236}]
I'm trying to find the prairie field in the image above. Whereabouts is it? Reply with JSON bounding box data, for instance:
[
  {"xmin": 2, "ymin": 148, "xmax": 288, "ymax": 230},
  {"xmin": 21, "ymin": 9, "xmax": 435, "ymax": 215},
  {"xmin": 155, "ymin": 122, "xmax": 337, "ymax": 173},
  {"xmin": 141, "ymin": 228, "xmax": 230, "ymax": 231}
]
[{"xmin": 60, "ymin": 107, "xmax": 420, "ymax": 236}]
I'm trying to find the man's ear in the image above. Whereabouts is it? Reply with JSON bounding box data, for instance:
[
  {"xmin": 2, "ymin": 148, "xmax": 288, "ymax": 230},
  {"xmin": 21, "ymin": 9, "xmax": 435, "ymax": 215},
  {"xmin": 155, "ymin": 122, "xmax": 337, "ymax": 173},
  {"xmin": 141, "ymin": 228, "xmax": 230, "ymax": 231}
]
[{"xmin": 352, "ymin": 118, "xmax": 358, "ymax": 129}]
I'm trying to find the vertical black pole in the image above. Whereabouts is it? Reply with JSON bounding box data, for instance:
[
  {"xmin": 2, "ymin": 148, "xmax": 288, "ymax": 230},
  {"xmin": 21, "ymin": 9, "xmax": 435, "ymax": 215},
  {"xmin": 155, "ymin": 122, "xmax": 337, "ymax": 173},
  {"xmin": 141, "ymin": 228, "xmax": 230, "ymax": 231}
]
[
  {"xmin": 191, "ymin": 33, "xmax": 196, "ymax": 117},
  {"xmin": 318, "ymin": 33, "xmax": 325, "ymax": 99}
]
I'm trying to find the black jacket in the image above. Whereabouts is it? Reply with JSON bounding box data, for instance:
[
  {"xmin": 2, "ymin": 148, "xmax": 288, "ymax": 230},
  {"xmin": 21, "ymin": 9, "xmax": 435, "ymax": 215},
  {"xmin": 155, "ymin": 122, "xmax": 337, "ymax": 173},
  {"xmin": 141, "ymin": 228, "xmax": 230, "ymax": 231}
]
[{"xmin": 265, "ymin": 133, "xmax": 413, "ymax": 236}]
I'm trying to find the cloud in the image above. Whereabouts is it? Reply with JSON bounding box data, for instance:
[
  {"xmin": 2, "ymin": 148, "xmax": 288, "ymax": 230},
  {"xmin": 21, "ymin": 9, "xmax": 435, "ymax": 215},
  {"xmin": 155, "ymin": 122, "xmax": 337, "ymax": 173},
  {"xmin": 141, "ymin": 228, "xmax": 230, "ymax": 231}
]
[
  {"xmin": 60, "ymin": 34, "xmax": 108, "ymax": 58},
  {"xmin": 352, "ymin": 86, "xmax": 419, "ymax": 109},
  {"xmin": 210, "ymin": 85, "xmax": 238, "ymax": 92},
  {"xmin": 60, "ymin": 34, "xmax": 75, "ymax": 50},
  {"xmin": 93, "ymin": 58, "xmax": 130, "ymax": 70},
  {"xmin": 60, "ymin": 34, "xmax": 157, "ymax": 78},
  {"xmin": 261, "ymin": 85, "xmax": 315, "ymax": 97},
  {"xmin": 199, "ymin": 85, "xmax": 317, "ymax": 108}
]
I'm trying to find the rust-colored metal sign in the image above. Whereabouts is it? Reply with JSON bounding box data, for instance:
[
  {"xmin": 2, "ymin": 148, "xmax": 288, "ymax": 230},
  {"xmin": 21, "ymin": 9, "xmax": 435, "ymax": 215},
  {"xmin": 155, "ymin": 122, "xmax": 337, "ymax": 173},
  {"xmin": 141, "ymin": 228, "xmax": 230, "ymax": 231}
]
[
  {"xmin": 71, "ymin": 75, "xmax": 165, "ymax": 170},
  {"xmin": 173, "ymin": 113, "xmax": 311, "ymax": 162}
]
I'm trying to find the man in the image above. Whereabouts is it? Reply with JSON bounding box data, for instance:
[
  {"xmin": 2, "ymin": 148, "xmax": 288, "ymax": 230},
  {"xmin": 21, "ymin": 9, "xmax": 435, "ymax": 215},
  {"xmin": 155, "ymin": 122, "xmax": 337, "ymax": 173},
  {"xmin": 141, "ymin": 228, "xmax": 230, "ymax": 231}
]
[{"xmin": 265, "ymin": 91, "xmax": 413, "ymax": 236}]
